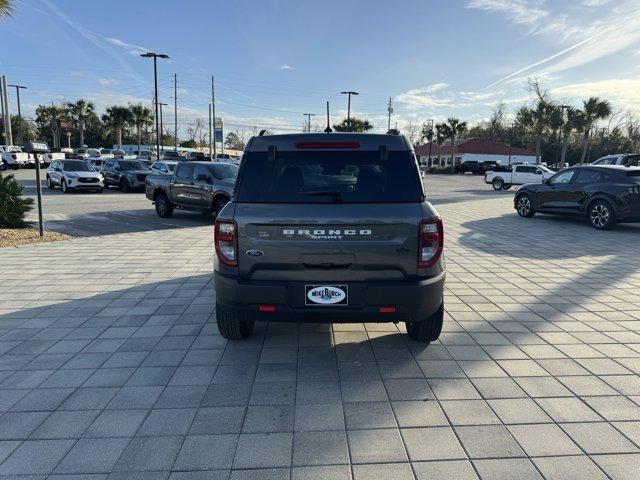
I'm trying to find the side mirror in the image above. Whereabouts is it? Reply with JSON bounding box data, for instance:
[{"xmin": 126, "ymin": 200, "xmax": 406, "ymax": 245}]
[
  {"xmin": 535, "ymin": 170, "xmax": 542, "ymax": 174},
  {"xmin": 542, "ymin": 178, "xmax": 550, "ymax": 185}
]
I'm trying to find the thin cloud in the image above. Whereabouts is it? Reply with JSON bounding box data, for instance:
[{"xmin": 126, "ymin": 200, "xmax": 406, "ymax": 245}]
[
  {"xmin": 279, "ymin": 64, "xmax": 294, "ymax": 70},
  {"xmin": 466, "ymin": 0, "xmax": 549, "ymax": 26},
  {"xmin": 105, "ymin": 37, "xmax": 149, "ymax": 56}
]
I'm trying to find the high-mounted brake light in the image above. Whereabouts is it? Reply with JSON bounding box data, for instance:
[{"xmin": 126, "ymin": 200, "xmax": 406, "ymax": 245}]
[
  {"xmin": 295, "ymin": 141, "xmax": 360, "ymax": 149},
  {"xmin": 214, "ymin": 219, "xmax": 238, "ymax": 267},
  {"xmin": 418, "ymin": 218, "xmax": 444, "ymax": 268}
]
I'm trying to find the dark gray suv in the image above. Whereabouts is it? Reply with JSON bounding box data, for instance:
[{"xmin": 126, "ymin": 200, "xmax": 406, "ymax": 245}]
[{"xmin": 214, "ymin": 132, "xmax": 445, "ymax": 342}]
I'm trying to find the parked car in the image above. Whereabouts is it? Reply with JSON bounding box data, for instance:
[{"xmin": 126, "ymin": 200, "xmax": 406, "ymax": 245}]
[
  {"xmin": 212, "ymin": 132, "xmax": 445, "ymax": 342},
  {"xmin": 102, "ymin": 159, "xmax": 152, "ymax": 192},
  {"xmin": 111, "ymin": 149, "xmax": 127, "ymax": 159},
  {"xmin": 134, "ymin": 150, "xmax": 155, "ymax": 161},
  {"xmin": 40, "ymin": 147, "xmax": 70, "ymax": 166},
  {"xmin": 46, "ymin": 159, "xmax": 104, "ymax": 193},
  {"xmin": 162, "ymin": 150, "xmax": 184, "ymax": 161},
  {"xmin": 184, "ymin": 151, "xmax": 209, "ymax": 162},
  {"xmin": 591, "ymin": 153, "xmax": 640, "ymax": 167},
  {"xmin": 146, "ymin": 161, "xmax": 237, "ymax": 218},
  {"xmin": 515, "ymin": 166, "xmax": 640, "ymax": 229},
  {"xmin": 149, "ymin": 160, "xmax": 178, "ymax": 175},
  {"xmin": 455, "ymin": 160, "xmax": 481, "ymax": 174},
  {"xmin": 1, "ymin": 145, "xmax": 33, "ymax": 169},
  {"xmin": 73, "ymin": 147, "xmax": 101, "ymax": 159},
  {"xmin": 485, "ymin": 164, "xmax": 554, "ymax": 190},
  {"xmin": 85, "ymin": 158, "xmax": 105, "ymax": 172}
]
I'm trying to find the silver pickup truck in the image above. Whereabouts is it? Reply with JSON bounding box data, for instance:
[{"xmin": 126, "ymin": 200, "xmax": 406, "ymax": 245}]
[
  {"xmin": 213, "ymin": 132, "xmax": 446, "ymax": 343},
  {"xmin": 145, "ymin": 161, "xmax": 237, "ymax": 218}
]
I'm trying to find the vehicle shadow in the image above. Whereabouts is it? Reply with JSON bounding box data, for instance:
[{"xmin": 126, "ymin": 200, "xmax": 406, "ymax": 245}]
[{"xmin": 458, "ymin": 212, "xmax": 640, "ymax": 260}]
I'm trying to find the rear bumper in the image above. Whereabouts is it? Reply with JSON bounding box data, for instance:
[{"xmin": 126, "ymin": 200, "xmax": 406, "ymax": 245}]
[{"xmin": 214, "ymin": 271, "xmax": 445, "ymax": 323}]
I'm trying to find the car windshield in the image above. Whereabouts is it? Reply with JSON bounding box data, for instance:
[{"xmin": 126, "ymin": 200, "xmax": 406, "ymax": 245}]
[
  {"xmin": 62, "ymin": 160, "xmax": 92, "ymax": 171},
  {"xmin": 119, "ymin": 161, "xmax": 149, "ymax": 171},
  {"xmin": 237, "ymin": 151, "xmax": 423, "ymax": 203},
  {"xmin": 209, "ymin": 163, "xmax": 239, "ymax": 180},
  {"xmin": 167, "ymin": 163, "xmax": 176, "ymax": 171},
  {"xmin": 9, "ymin": 147, "xmax": 22, "ymax": 153}
]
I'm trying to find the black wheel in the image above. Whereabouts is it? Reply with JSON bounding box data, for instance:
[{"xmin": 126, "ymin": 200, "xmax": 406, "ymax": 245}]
[
  {"xmin": 492, "ymin": 178, "xmax": 504, "ymax": 190},
  {"xmin": 516, "ymin": 193, "xmax": 535, "ymax": 218},
  {"xmin": 0, "ymin": 160, "xmax": 7, "ymax": 171},
  {"xmin": 10, "ymin": 164, "xmax": 19, "ymax": 170},
  {"xmin": 46, "ymin": 176, "xmax": 55, "ymax": 190},
  {"xmin": 155, "ymin": 193, "xmax": 174, "ymax": 218},
  {"xmin": 213, "ymin": 196, "xmax": 229, "ymax": 217},
  {"xmin": 119, "ymin": 178, "xmax": 131, "ymax": 193},
  {"xmin": 61, "ymin": 179, "xmax": 71, "ymax": 193},
  {"xmin": 405, "ymin": 302, "xmax": 444, "ymax": 343},
  {"xmin": 588, "ymin": 200, "xmax": 615, "ymax": 230},
  {"xmin": 216, "ymin": 302, "xmax": 255, "ymax": 340},
  {"xmin": 502, "ymin": 184, "xmax": 512, "ymax": 190}
]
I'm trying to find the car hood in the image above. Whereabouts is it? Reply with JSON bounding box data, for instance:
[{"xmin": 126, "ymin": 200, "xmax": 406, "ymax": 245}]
[{"xmin": 65, "ymin": 171, "xmax": 102, "ymax": 178}]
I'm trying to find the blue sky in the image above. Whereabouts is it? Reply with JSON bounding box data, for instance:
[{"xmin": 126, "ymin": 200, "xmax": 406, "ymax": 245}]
[{"xmin": 1, "ymin": 0, "xmax": 639, "ymax": 136}]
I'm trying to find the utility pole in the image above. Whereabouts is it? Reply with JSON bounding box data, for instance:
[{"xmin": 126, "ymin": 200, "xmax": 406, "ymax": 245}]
[
  {"xmin": 556, "ymin": 105, "xmax": 569, "ymax": 167},
  {"xmin": 208, "ymin": 103, "xmax": 213, "ymax": 160},
  {"xmin": 174, "ymin": 73, "xmax": 178, "ymax": 151},
  {"xmin": 340, "ymin": 91, "xmax": 359, "ymax": 131},
  {"xmin": 303, "ymin": 113, "xmax": 315, "ymax": 133},
  {"xmin": 8, "ymin": 85, "xmax": 27, "ymax": 145},
  {"xmin": 211, "ymin": 75, "xmax": 217, "ymax": 160},
  {"xmin": 1, "ymin": 76, "xmax": 13, "ymax": 146},
  {"xmin": 427, "ymin": 119, "xmax": 434, "ymax": 166},
  {"xmin": 0, "ymin": 79, "xmax": 5, "ymax": 145},
  {"xmin": 159, "ymin": 102, "xmax": 168, "ymax": 152},
  {"xmin": 387, "ymin": 97, "xmax": 393, "ymax": 131},
  {"xmin": 508, "ymin": 123, "xmax": 515, "ymax": 165},
  {"xmin": 140, "ymin": 52, "xmax": 169, "ymax": 160}
]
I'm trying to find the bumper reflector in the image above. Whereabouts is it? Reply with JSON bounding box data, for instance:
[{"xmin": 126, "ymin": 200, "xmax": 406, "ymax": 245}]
[
  {"xmin": 259, "ymin": 305, "xmax": 276, "ymax": 312},
  {"xmin": 379, "ymin": 306, "xmax": 396, "ymax": 313}
]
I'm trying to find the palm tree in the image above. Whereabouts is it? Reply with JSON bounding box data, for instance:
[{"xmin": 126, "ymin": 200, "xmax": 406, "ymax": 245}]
[
  {"xmin": 435, "ymin": 123, "xmax": 448, "ymax": 168},
  {"xmin": 420, "ymin": 122, "xmax": 435, "ymax": 165},
  {"xmin": 102, "ymin": 106, "xmax": 133, "ymax": 148},
  {"xmin": 129, "ymin": 104, "xmax": 154, "ymax": 153},
  {"xmin": 578, "ymin": 97, "xmax": 612, "ymax": 163},
  {"xmin": 445, "ymin": 117, "xmax": 467, "ymax": 173},
  {"xmin": 35, "ymin": 105, "xmax": 67, "ymax": 148},
  {"xmin": 0, "ymin": 0, "xmax": 14, "ymax": 19},
  {"xmin": 66, "ymin": 100, "xmax": 95, "ymax": 148}
]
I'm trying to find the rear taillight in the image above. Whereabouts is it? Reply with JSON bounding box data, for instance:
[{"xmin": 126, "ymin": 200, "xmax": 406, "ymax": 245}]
[
  {"xmin": 418, "ymin": 218, "xmax": 444, "ymax": 268},
  {"xmin": 215, "ymin": 219, "xmax": 238, "ymax": 267}
]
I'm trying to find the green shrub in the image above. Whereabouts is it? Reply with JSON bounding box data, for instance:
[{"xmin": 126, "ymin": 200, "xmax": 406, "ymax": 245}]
[{"xmin": 0, "ymin": 173, "xmax": 34, "ymax": 228}]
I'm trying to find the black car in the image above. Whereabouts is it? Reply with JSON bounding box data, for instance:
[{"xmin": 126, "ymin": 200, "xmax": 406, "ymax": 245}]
[
  {"xmin": 102, "ymin": 159, "xmax": 152, "ymax": 192},
  {"xmin": 514, "ymin": 166, "xmax": 640, "ymax": 229},
  {"xmin": 455, "ymin": 160, "xmax": 480, "ymax": 174}
]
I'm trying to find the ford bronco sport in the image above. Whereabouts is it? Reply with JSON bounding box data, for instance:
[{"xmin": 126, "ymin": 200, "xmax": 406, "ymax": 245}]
[{"xmin": 213, "ymin": 132, "xmax": 445, "ymax": 342}]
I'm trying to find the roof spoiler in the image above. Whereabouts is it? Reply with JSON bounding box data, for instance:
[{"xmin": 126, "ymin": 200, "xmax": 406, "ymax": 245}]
[{"xmin": 258, "ymin": 129, "xmax": 272, "ymax": 136}]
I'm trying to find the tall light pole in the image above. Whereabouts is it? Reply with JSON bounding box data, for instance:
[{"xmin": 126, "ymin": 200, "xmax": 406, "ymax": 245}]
[
  {"xmin": 427, "ymin": 118, "xmax": 434, "ymax": 166},
  {"xmin": 174, "ymin": 73, "xmax": 178, "ymax": 151},
  {"xmin": 303, "ymin": 113, "xmax": 315, "ymax": 133},
  {"xmin": 159, "ymin": 102, "xmax": 168, "ymax": 152},
  {"xmin": 387, "ymin": 97, "xmax": 393, "ymax": 131},
  {"xmin": 556, "ymin": 104, "xmax": 570, "ymax": 167},
  {"xmin": 340, "ymin": 91, "xmax": 359, "ymax": 131},
  {"xmin": 140, "ymin": 52, "xmax": 169, "ymax": 159},
  {"xmin": 8, "ymin": 84, "xmax": 26, "ymax": 144}
]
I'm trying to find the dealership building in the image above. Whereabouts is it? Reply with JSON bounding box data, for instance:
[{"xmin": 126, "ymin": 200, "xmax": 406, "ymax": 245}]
[{"xmin": 415, "ymin": 138, "xmax": 537, "ymax": 168}]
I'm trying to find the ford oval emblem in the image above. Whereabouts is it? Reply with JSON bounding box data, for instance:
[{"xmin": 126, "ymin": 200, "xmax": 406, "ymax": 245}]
[
  {"xmin": 307, "ymin": 286, "xmax": 346, "ymax": 305},
  {"xmin": 245, "ymin": 249, "xmax": 264, "ymax": 257}
]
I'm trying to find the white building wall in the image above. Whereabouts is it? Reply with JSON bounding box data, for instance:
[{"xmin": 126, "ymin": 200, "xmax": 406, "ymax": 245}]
[{"xmin": 419, "ymin": 152, "xmax": 537, "ymax": 166}]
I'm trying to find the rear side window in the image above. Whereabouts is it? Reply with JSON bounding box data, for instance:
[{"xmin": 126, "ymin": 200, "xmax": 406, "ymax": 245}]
[
  {"xmin": 237, "ymin": 151, "xmax": 423, "ymax": 203},
  {"xmin": 574, "ymin": 169, "xmax": 602, "ymax": 183},
  {"xmin": 176, "ymin": 164, "xmax": 194, "ymax": 179}
]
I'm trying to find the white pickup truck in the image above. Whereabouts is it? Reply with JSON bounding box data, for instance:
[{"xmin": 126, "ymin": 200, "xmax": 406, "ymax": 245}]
[
  {"xmin": 485, "ymin": 164, "xmax": 555, "ymax": 190},
  {"xmin": 1, "ymin": 145, "xmax": 37, "ymax": 170}
]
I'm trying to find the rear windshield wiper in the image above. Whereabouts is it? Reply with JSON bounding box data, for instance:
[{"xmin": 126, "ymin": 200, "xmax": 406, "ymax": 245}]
[{"xmin": 296, "ymin": 190, "xmax": 343, "ymax": 201}]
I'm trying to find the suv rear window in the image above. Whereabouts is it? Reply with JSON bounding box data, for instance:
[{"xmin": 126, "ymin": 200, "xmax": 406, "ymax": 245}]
[{"xmin": 237, "ymin": 151, "xmax": 423, "ymax": 203}]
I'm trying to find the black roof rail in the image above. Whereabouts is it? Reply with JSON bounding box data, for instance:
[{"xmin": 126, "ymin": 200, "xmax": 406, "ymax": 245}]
[
  {"xmin": 258, "ymin": 129, "xmax": 272, "ymax": 136},
  {"xmin": 386, "ymin": 129, "xmax": 401, "ymax": 135}
]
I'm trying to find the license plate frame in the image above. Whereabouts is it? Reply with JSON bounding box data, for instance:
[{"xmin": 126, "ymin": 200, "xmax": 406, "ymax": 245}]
[{"xmin": 305, "ymin": 285, "xmax": 349, "ymax": 306}]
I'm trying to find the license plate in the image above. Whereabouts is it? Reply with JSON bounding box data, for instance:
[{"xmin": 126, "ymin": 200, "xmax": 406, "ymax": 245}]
[{"xmin": 305, "ymin": 285, "xmax": 348, "ymax": 306}]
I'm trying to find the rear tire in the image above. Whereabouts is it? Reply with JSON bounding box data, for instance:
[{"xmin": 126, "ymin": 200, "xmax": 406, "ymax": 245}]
[
  {"xmin": 405, "ymin": 302, "xmax": 444, "ymax": 343},
  {"xmin": 155, "ymin": 192, "xmax": 174, "ymax": 218},
  {"xmin": 588, "ymin": 200, "xmax": 615, "ymax": 230},
  {"xmin": 119, "ymin": 178, "xmax": 131, "ymax": 193},
  {"xmin": 213, "ymin": 196, "xmax": 229, "ymax": 217},
  {"xmin": 492, "ymin": 178, "xmax": 504, "ymax": 190},
  {"xmin": 216, "ymin": 302, "xmax": 255, "ymax": 340}
]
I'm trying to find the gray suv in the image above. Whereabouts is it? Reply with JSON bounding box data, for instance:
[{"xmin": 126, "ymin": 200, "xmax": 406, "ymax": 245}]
[{"xmin": 214, "ymin": 132, "xmax": 445, "ymax": 342}]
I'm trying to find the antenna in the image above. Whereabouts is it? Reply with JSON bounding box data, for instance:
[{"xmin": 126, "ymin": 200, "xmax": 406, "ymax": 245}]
[{"xmin": 324, "ymin": 101, "xmax": 332, "ymax": 133}]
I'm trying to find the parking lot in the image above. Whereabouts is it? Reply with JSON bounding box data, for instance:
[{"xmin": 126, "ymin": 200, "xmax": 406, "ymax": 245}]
[{"xmin": 1, "ymin": 171, "xmax": 640, "ymax": 479}]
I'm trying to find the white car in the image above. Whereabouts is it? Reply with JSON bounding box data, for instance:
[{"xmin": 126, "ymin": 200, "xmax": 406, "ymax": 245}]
[
  {"xmin": 1, "ymin": 145, "xmax": 35, "ymax": 169},
  {"xmin": 484, "ymin": 164, "xmax": 555, "ymax": 190},
  {"xmin": 46, "ymin": 159, "xmax": 104, "ymax": 193},
  {"xmin": 591, "ymin": 154, "xmax": 640, "ymax": 167},
  {"xmin": 149, "ymin": 160, "xmax": 178, "ymax": 175}
]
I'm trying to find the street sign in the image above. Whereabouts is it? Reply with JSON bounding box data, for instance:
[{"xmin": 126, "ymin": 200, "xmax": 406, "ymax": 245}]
[
  {"xmin": 214, "ymin": 117, "xmax": 223, "ymax": 142},
  {"xmin": 22, "ymin": 140, "xmax": 49, "ymax": 237}
]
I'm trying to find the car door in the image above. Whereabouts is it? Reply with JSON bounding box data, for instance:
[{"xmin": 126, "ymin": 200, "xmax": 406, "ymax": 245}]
[
  {"xmin": 512, "ymin": 166, "xmax": 533, "ymax": 184},
  {"xmin": 537, "ymin": 169, "xmax": 577, "ymax": 211},
  {"xmin": 565, "ymin": 168, "xmax": 603, "ymax": 213},
  {"xmin": 191, "ymin": 164, "xmax": 215, "ymax": 208},
  {"xmin": 171, "ymin": 163, "xmax": 196, "ymax": 206}
]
